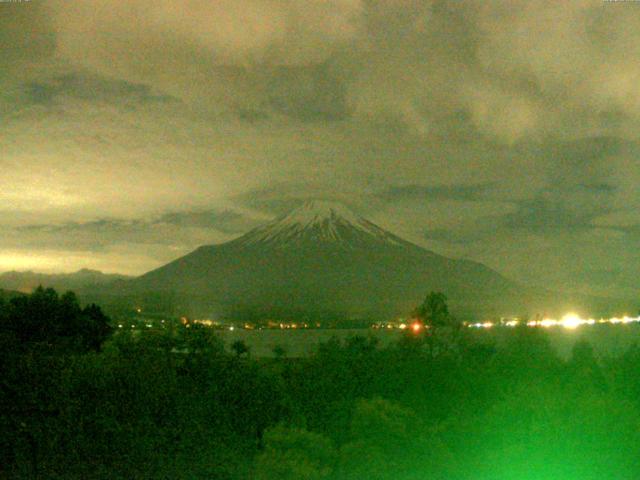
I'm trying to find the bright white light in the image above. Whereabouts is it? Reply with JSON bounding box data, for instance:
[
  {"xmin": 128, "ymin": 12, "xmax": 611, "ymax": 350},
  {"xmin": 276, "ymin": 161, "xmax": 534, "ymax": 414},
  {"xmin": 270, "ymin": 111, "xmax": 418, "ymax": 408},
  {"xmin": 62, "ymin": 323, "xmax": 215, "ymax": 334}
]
[
  {"xmin": 539, "ymin": 319, "xmax": 557, "ymax": 328},
  {"xmin": 560, "ymin": 313, "xmax": 582, "ymax": 330},
  {"xmin": 467, "ymin": 313, "xmax": 640, "ymax": 330}
]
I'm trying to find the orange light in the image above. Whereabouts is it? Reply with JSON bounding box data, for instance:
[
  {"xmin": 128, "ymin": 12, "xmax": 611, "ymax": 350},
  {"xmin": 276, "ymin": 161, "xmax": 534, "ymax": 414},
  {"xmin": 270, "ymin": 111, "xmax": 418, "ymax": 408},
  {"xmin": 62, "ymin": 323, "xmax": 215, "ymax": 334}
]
[{"xmin": 412, "ymin": 322, "xmax": 422, "ymax": 333}]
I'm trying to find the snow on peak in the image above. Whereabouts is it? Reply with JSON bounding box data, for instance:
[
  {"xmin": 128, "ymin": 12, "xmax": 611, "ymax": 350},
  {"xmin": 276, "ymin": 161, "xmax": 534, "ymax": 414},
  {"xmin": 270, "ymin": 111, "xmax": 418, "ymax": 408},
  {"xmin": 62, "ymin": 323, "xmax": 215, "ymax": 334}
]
[
  {"xmin": 278, "ymin": 200, "xmax": 363, "ymax": 228},
  {"xmin": 238, "ymin": 200, "xmax": 407, "ymax": 247}
]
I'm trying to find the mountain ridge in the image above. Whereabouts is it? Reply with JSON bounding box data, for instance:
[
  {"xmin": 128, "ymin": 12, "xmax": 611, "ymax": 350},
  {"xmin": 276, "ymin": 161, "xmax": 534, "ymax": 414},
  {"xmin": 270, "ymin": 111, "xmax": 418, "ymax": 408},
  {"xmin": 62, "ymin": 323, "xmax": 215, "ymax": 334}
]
[
  {"xmin": 9, "ymin": 202, "xmax": 630, "ymax": 320},
  {"xmin": 0, "ymin": 269, "xmax": 133, "ymax": 294},
  {"xmin": 122, "ymin": 201, "xmax": 541, "ymax": 320}
]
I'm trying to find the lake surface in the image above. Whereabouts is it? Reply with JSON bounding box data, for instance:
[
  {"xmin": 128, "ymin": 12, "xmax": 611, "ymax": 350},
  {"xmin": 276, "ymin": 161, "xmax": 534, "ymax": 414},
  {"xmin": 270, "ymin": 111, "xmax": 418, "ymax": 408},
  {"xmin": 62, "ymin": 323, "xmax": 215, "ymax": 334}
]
[{"xmin": 217, "ymin": 323, "xmax": 640, "ymax": 359}]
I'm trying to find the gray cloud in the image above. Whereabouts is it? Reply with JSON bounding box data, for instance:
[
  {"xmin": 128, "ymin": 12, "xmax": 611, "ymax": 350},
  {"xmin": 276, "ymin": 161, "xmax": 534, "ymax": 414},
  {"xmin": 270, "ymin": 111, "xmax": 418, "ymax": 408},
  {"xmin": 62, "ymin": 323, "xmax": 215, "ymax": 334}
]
[
  {"xmin": 5, "ymin": 1, "xmax": 640, "ymax": 138},
  {"xmin": 378, "ymin": 183, "xmax": 496, "ymax": 203},
  {"xmin": 22, "ymin": 74, "xmax": 177, "ymax": 107},
  {"xmin": 13, "ymin": 0, "xmax": 630, "ymax": 139},
  {"xmin": 0, "ymin": 205, "xmax": 269, "ymax": 274},
  {"xmin": 13, "ymin": 207, "xmax": 262, "ymax": 251},
  {"xmin": 502, "ymin": 196, "xmax": 608, "ymax": 234}
]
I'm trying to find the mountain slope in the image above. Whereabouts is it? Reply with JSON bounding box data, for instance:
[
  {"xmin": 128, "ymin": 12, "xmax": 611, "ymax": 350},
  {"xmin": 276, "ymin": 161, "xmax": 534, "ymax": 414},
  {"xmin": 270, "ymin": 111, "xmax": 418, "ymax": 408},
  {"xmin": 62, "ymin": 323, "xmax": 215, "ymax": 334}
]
[{"xmin": 123, "ymin": 201, "xmax": 543, "ymax": 320}]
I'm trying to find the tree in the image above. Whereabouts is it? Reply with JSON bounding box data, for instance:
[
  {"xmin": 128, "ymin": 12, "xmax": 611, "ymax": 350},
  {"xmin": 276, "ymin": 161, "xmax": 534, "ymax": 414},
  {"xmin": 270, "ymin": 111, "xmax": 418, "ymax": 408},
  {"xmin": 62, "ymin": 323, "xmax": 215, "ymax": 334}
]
[
  {"xmin": 79, "ymin": 303, "xmax": 113, "ymax": 352},
  {"xmin": 254, "ymin": 425, "xmax": 336, "ymax": 480},
  {"xmin": 231, "ymin": 339, "xmax": 250, "ymax": 358},
  {"xmin": 414, "ymin": 291, "xmax": 452, "ymax": 328},
  {"xmin": 568, "ymin": 340, "xmax": 606, "ymax": 392},
  {"xmin": 338, "ymin": 398, "xmax": 448, "ymax": 480},
  {"xmin": 464, "ymin": 381, "xmax": 640, "ymax": 479},
  {"xmin": 179, "ymin": 323, "xmax": 224, "ymax": 356},
  {"xmin": 272, "ymin": 344, "xmax": 287, "ymax": 360},
  {"xmin": 1, "ymin": 287, "xmax": 112, "ymax": 353}
]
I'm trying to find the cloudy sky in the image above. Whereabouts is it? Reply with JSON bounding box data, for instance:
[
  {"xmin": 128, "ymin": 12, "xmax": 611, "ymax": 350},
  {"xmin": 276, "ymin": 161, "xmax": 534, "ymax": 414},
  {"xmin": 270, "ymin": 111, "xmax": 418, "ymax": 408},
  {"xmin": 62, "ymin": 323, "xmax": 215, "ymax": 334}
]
[{"xmin": 1, "ymin": 0, "xmax": 639, "ymax": 298}]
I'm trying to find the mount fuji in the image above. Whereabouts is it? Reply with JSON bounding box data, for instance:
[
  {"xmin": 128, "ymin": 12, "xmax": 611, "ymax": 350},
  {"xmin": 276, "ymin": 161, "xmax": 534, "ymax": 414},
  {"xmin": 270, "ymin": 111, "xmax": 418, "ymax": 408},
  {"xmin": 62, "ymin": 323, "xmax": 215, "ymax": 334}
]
[{"xmin": 115, "ymin": 200, "xmax": 542, "ymax": 321}]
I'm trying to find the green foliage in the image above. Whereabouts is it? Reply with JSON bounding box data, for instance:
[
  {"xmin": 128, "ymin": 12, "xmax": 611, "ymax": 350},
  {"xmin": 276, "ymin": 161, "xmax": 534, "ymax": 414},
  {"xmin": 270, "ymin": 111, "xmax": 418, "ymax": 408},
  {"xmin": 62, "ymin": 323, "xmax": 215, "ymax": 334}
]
[
  {"xmin": 339, "ymin": 398, "xmax": 416, "ymax": 479},
  {"xmin": 490, "ymin": 324, "xmax": 560, "ymax": 389},
  {"xmin": 231, "ymin": 339, "xmax": 250, "ymax": 357},
  {"xmin": 1, "ymin": 287, "xmax": 112, "ymax": 353},
  {"xmin": 179, "ymin": 323, "xmax": 225, "ymax": 355},
  {"xmin": 349, "ymin": 397, "xmax": 418, "ymax": 446},
  {"xmin": 414, "ymin": 291, "xmax": 453, "ymax": 328},
  {"xmin": 459, "ymin": 381, "xmax": 640, "ymax": 479},
  {"xmin": 272, "ymin": 344, "xmax": 287, "ymax": 359},
  {"xmin": 3, "ymin": 296, "xmax": 640, "ymax": 479},
  {"xmin": 339, "ymin": 398, "xmax": 452, "ymax": 480},
  {"xmin": 254, "ymin": 425, "xmax": 336, "ymax": 480}
]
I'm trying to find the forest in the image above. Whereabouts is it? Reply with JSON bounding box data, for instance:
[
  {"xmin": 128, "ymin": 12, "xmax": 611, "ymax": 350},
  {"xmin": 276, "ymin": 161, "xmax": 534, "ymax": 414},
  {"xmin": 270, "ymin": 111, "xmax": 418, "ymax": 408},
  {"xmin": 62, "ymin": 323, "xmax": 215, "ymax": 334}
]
[{"xmin": 2, "ymin": 288, "xmax": 640, "ymax": 479}]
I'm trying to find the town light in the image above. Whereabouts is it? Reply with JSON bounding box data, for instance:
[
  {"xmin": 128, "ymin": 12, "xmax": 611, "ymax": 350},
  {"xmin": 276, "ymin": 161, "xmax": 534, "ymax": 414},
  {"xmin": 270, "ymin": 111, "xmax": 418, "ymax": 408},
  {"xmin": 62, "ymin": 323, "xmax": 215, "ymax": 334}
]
[{"xmin": 560, "ymin": 313, "xmax": 582, "ymax": 330}]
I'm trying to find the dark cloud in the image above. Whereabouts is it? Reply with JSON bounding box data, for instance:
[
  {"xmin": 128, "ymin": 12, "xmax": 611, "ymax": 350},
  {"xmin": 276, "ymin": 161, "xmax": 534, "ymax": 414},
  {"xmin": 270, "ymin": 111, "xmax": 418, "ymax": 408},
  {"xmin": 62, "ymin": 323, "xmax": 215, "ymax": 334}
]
[
  {"xmin": 267, "ymin": 64, "xmax": 349, "ymax": 121},
  {"xmin": 14, "ymin": 207, "xmax": 261, "ymax": 251},
  {"xmin": 573, "ymin": 267, "xmax": 639, "ymax": 291},
  {"xmin": 423, "ymin": 228, "xmax": 484, "ymax": 245},
  {"xmin": 155, "ymin": 208, "xmax": 261, "ymax": 233},
  {"xmin": 378, "ymin": 183, "xmax": 496, "ymax": 202},
  {"xmin": 608, "ymin": 224, "xmax": 640, "ymax": 237},
  {"xmin": 25, "ymin": 82, "xmax": 57, "ymax": 105},
  {"xmin": 6, "ymin": 1, "xmax": 640, "ymax": 137},
  {"xmin": 21, "ymin": 74, "xmax": 177, "ymax": 106},
  {"xmin": 422, "ymin": 183, "xmax": 617, "ymax": 243},
  {"xmin": 574, "ymin": 183, "xmax": 617, "ymax": 194},
  {"xmin": 231, "ymin": 183, "xmax": 363, "ymax": 217},
  {"xmin": 0, "ymin": 2, "xmax": 54, "ymax": 71},
  {"xmin": 502, "ymin": 197, "xmax": 606, "ymax": 233}
]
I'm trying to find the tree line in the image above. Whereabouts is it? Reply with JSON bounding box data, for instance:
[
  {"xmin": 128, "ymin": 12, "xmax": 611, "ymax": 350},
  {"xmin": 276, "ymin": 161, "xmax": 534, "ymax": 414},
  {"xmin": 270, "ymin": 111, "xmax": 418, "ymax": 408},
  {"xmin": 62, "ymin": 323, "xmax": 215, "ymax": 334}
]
[{"xmin": 2, "ymin": 288, "xmax": 640, "ymax": 479}]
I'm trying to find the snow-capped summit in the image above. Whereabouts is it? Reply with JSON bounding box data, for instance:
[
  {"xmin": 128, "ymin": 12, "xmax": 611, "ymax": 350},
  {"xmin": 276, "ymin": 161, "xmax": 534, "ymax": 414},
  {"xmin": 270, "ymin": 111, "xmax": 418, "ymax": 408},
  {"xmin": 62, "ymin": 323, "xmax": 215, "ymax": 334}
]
[
  {"xmin": 278, "ymin": 200, "xmax": 363, "ymax": 227},
  {"xmin": 237, "ymin": 200, "xmax": 406, "ymax": 246}
]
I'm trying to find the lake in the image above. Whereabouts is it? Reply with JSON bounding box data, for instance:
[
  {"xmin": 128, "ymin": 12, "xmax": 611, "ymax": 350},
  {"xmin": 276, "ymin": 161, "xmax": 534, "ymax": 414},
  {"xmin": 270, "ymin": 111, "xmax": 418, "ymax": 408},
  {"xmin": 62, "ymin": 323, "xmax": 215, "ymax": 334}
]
[{"xmin": 217, "ymin": 323, "xmax": 640, "ymax": 359}]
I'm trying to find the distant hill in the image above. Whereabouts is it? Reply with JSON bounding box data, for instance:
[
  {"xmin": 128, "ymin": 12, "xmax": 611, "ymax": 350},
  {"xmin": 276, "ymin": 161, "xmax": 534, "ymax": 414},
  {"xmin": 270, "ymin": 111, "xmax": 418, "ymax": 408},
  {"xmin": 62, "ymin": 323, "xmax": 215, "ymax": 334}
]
[
  {"xmin": 0, "ymin": 288, "xmax": 24, "ymax": 302},
  {"xmin": 99, "ymin": 200, "xmax": 629, "ymax": 321},
  {"xmin": 0, "ymin": 269, "xmax": 132, "ymax": 294}
]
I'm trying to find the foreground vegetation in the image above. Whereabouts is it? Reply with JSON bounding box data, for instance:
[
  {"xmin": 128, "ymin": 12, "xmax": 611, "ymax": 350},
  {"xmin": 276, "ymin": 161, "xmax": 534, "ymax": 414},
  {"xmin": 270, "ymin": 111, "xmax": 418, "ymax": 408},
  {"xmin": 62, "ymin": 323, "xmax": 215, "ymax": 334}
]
[{"xmin": 2, "ymin": 289, "xmax": 640, "ymax": 479}]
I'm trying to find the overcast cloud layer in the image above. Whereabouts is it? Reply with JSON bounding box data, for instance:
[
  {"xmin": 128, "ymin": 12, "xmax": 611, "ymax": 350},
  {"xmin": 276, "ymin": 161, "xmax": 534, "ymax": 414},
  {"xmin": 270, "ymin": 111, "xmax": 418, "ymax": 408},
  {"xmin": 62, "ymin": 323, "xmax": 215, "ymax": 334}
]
[{"xmin": 1, "ymin": 0, "xmax": 639, "ymax": 298}]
